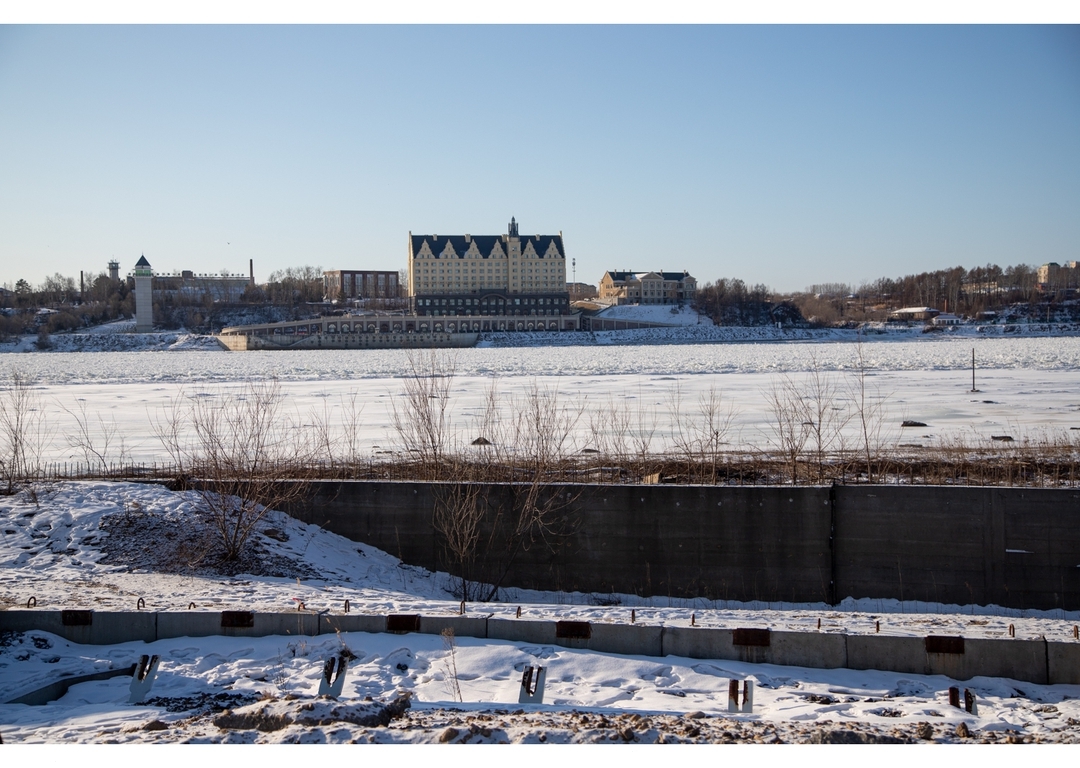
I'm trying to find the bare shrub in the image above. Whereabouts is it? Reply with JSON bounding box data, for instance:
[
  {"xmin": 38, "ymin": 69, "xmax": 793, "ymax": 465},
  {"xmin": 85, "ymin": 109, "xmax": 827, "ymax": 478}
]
[
  {"xmin": 61, "ymin": 398, "xmax": 128, "ymax": 475},
  {"xmin": 849, "ymin": 340, "xmax": 892, "ymax": 483},
  {"xmin": 389, "ymin": 350, "xmax": 458, "ymax": 480},
  {"xmin": 478, "ymin": 381, "xmax": 585, "ymax": 600},
  {"xmin": 765, "ymin": 375, "xmax": 811, "ymax": 485},
  {"xmin": 440, "ymin": 628, "xmax": 463, "ymax": 703},
  {"xmin": 800, "ymin": 356, "xmax": 850, "ymax": 483},
  {"xmin": 152, "ymin": 380, "xmax": 317, "ymax": 563},
  {"xmin": 0, "ymin": 368, "xmax": 51, "ymax": 494},
  {"xmin": 431, "ymin": 469, "xmax": 486, "ymax": 602}
]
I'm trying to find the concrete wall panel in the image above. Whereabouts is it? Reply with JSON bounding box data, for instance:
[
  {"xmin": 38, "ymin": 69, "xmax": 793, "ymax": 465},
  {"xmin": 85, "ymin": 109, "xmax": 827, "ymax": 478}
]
[
  {"xmin": 320, "ymin": 614, "xmax": 389, "ymax": 636},
  {"xmin": 86, "ymin": 612, "xmax": 157, "ymax": 645},
  {"xmin": 0, "ymin": 611, "xmax": 67, "ymax": 636},
  {"xmin": 952, "ymin": 638, "xmax": 1047, "ymax": 685},
  {"xmin": 1047, "ymin": 642, "xmax": 1080, "ymax": 685},
  {"xmin": 586, "ymin": 623, "xmax": 664, "ymax": 658},
  {"xmin": 770, "ymin": 630, "xmax": 848, "ymax": 669},
  {"xmin": 487, "ymin": 618, "xmax": 556, "ymax": 645},
  {"xmin": 417, "ymin": 615, "xmax": 489, "ymax": 639},
  {"xmin": 156, "ymin": 612, "xmax": 233, "ymax": 640},
  {"xmin": 846, "ymin": 635, "xmax": 927, "ymax": 675},
  {"xmin": 290, "ymin": 481, "xmax": 1079, "ymax": 611},
  {"xmin": 252, "ymin": 612, "xmax": 321, "ymax": 639},
  {"xmin": 661, "ymin": 627, "xmax": 737, "ymax": 661}
]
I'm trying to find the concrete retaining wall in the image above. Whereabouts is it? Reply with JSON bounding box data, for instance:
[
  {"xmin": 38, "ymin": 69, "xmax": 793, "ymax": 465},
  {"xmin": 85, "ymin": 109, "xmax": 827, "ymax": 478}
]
[
  {"xmin": 3, "ymin": 610, "xmax": 1077, "ymax": 686},
  {"xmin": 290, "ymin": 481, "xmax": 1080, "ymax": 612}
]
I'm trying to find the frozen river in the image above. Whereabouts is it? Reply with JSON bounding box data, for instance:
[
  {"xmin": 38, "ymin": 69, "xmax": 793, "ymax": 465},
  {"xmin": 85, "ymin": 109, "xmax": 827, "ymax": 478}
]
[{"xmin": 5, "ymin": 335, "xmax": 1080, "ymax": 465}]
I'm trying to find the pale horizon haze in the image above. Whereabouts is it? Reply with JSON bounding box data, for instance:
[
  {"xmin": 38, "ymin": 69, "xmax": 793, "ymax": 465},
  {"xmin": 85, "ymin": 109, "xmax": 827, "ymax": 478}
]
[{"xmin": 1, "ymin": 24, "xmax": 1078, "ymax": 293}]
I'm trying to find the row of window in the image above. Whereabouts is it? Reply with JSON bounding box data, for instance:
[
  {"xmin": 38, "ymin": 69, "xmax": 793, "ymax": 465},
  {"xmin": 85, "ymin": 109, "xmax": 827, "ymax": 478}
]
[{"xmin": 416, "ymin": 297, "xmax": 566, "ymax": 306}]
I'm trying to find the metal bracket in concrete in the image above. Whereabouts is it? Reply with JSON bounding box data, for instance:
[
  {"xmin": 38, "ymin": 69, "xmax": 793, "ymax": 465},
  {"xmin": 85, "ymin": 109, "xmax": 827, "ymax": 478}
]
[
  {"xmin": 317, "ymin": 654, "xmax": 350, "ymax": 698},
  {"xmin": 128, "ymin": 654, "xmax": 160, "ymax": 704},
  {"xmin": 518, "ymin": 666, "xmax": 545, "ymax": 704}
]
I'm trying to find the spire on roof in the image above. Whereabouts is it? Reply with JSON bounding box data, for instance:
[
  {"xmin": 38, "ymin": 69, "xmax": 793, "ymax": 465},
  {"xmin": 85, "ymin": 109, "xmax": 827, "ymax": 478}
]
[{"xmin": 509, "ymin": 217, "xmax": 518, "ymax": 238}]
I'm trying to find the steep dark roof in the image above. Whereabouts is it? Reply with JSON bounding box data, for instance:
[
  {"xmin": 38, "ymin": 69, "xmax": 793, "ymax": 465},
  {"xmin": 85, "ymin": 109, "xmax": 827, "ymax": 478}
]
[
  {"xmin": 135, "ymin": 255, "xmax": 151, "ymax": 268},
  {"xmin": 410, "ymin": 233, "xmax": 563, "ymax": 259},
  {"xmin": 605, "ymin": 270, "xmax": 692, "ymax": 282}
]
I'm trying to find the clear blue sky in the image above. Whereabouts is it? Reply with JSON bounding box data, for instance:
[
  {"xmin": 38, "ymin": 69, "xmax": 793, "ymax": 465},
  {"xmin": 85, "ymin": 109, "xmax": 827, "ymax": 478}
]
[{"xmin": 1, "ymin": 25, "xmax": 1078, "ymax": 292}]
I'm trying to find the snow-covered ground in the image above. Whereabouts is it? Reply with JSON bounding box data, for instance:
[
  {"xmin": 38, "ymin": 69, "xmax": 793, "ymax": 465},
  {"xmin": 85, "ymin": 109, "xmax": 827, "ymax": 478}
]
[
  {"xmin": 1, "ymin": 482, "xmax": 1078, "ymax": 744},
  {"xmin": 592, "ymin": 304, "xmax": 707, "ymax": 326},
  {"xmin": 2, "ymin": 327, "xmax": 1079, "ymax": 744}
]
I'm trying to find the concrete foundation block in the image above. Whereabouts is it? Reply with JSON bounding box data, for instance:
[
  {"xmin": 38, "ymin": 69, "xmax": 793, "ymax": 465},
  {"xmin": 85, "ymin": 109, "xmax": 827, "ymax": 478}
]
[
  {"xmin": 770, "ymin": 630, "xmax": 847, "ymax": 669},
  {"xmin": 0, "ymin": 610, "xmax": 156, "ymax": 645},
  {"xmin": 1047, "ymin": 642, "xmax": 1080, "ymax": 685},
  {"xmin": 662, "ymin": 627, "xmax": 737, "ymax": 661},
  {"xmin": 85, "ymin": 612, "xmax": 158, "ymax": 645},
  {"xmin": 587, "ymin": 622, "xmax": 664, "ymax": 657},
  {"xmin": 487, "ymin": 618, "xmax": 556, "ymax": 645},
  {"xmin": 417, "ymin": 615, "xmax": 489, "ymax": 639},
  {"xmin": 0, "ymin": 610, "xmax": 67, "ymax": 636},
  {"xmin": 954, "ymin": 638, "xmax": 1047, "ymax": 684},
  {"xmin": 320, "ymin": 614, "xmax": 387, "ymax": 636},
  {"xmin": 846, "ymin": 634, "xmax": 926, "ymax": 674},
  {"xmin": 253, "ymin": 612, "xmax": 321, "ymax": 638},
  {"xmin": 156, "ymin": 612, "xmax": 234, "ymax": 640}
]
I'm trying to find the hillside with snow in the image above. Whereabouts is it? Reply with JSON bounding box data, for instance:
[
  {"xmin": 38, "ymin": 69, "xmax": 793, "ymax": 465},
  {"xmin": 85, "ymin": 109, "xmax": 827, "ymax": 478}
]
[{"xmin": 1, "ymin": 482, "xmax": 1078, "ymax": 743}]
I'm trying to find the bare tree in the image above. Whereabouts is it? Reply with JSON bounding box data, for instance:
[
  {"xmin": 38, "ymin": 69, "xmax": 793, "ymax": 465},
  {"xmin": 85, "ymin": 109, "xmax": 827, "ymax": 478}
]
[
  {"xmin": 799, "ymin": 355, "xmax": 850, "ymax": 483},
  {"xmin": 153, "ymin": 380, "xmax": 317, "ymax": 563},
  {"xmin": 765, "ymin": 375, "xmax": 811, "ymax": 485},
  {"xmin": 61, "ymin": 398, "xmax": 128, "ymax": 475},
  {"xmin": 849, "ymin": 339, "xmax": 891, "ymax": 483},
  {"xmin": 479, "ymin": 381, "xmax": 585, "ymax": 601},
  {"xmin": 389, "ymin": 350, "xmax": 458, "ymax": 479},
  {"xmin": 0, "ymin": 368, "xmax": 51, "ymax": 494},
  {"xmin": 668, "ymin": 382, "xmax": 737, "ymax": 482},
  {"xmin": 431, "ymin": 470, "xmax": 486, "ymax": 602}
]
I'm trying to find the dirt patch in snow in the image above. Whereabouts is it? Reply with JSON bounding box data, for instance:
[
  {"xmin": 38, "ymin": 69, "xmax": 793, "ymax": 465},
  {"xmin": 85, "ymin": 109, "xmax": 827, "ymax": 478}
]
[{"xmin": 98, "ymin": 503, "xmax": 320, "ymax": 580}]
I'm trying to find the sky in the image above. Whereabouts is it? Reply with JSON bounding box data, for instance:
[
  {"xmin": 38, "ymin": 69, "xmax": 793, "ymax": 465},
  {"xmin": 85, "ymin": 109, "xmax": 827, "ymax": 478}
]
[{"xmin": 0, "ymin": 23, "xmax": 1078, "ymax": 293}]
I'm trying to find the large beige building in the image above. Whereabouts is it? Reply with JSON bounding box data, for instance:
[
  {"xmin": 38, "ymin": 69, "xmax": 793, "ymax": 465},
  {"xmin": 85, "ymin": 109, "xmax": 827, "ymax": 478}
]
[
  {"xmin": 598, "ymin": 270, "xmax": 697, "ymax": 306},
  {"xmin": 323, "ymin": 270, "xmax": 401, "ymax": 302},
  {"xmin": 407, "ymin": 218, "xmax": 571, "ymax": 318},
  {"xmin": 1037, "ymin": 261, "xmax": 1079, "ymax": 290}
]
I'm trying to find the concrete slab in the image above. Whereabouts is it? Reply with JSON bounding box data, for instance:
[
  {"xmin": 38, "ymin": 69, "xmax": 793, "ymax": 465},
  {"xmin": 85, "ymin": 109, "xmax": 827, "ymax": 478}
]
[
  {"xmin": 587, "ymin": 622, "xmax": 664, "ymax": 657},
  {"xmin": 771, "ymin": 630, "xmax": 847, "ymax": 669},
  {"xmin": 846, "ymin": 634, "xmax": 926, "ymax": 674},
  {"xmin": 252, "ymin": 612, "xmax": 321, "ymax": 638},
  {"xmin": 1047, "ymin": 642, "xmax": 1080, "ymax": 685},
  {"xmin": 156, "ymin": 612, "xmax": 232, "ymax": 640},
  {"xmin": 320, "ymin": 614, "xmax": 387, "ymax": 635},
  {"xmin": 487, "ymin": 618, "xmax": 556, "ymax": 645},
  {"xmin": 662, "ymin": 627, "xmax": 737, "ymax": 661},
  {"xmin": 953, "ymin": 638, "xmax": 1047, "ymax": 684},
  {"xmin": 417, "ymin": 615, "xmax": 489, "ymax": 639},
  {"xmin": 86, "ymin": 612, "xmax": 157, "ymax": 645}
]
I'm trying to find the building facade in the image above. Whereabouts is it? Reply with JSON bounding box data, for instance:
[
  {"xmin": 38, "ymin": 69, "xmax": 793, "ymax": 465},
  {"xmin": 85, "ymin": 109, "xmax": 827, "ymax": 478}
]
[
  {"xmin": 133, "ymin": 255, "xmax": 153, "ymax": 333},
  {"xmin": 598, "ymin": 270, "xmax": 697, "ymax": 306},
  {"xmin": 323, "ymin": 270, "xmax": 401, "ymax": 303},
  {"xmin": 1037, "ymin": 262, "xmax": 1079, "ymax": 291},
  {"xmin": 407, "ymin": 218, "xmax": 571, "ymax": 318}
]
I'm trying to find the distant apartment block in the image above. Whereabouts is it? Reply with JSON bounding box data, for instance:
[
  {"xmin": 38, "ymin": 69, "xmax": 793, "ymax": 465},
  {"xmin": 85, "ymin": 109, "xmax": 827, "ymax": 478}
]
[
  {"xmin": 407, "ymin": 217, "xmax": 573, "ymax": 322},
  {"xmin": 598, "ymin": 270, "xmax": 696, "ymax": 306},
  {"xmin": 145, "ymin": 269, "xmax": 251, "ymax": 302},
  {"xmin": 1037, "ymin": 262, "xmax": 1079, "ymax": 291},
  {"xmin": 567, "ymin": 281, "xmax": 598, "ymax": 301},
  {"xmin": 323, "ymin": 270, "xmax": 401, "ymax": 302}
]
